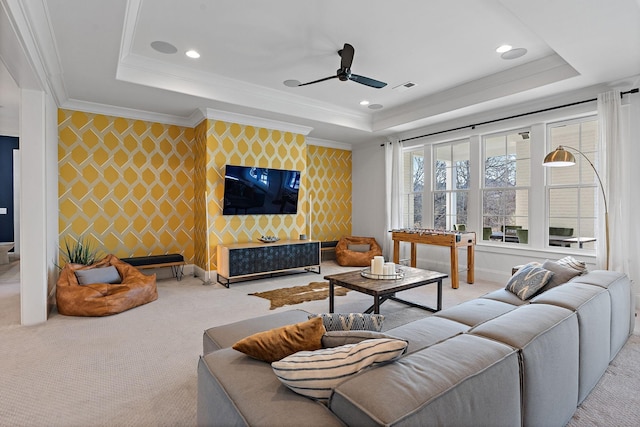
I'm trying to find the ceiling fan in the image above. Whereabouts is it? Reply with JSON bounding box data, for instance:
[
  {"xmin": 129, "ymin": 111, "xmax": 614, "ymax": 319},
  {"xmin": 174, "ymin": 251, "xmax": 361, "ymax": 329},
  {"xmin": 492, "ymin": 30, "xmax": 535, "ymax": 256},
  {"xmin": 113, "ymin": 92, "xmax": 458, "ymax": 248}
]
[{"xmin": 285, "ymin": 43, "xmax": 387, "ymax": 89}]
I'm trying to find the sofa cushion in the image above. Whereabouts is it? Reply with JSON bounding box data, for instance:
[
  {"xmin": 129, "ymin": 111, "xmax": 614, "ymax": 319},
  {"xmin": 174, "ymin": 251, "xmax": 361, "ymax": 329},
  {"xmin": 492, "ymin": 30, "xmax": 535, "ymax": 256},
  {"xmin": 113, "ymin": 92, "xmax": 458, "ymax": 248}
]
[
  {"xmin": 480, "ymin": 288, "xmax": 530, "ymax": 306},
  {"xmin": 570, "ymin": 270, "xmax": 633, "ymax": 360},
  {"xmin": 434, "ymin": 298, "xmax": 518, "ymax": 327},
  {"xmin": 321, "ymin": 330, "xmax": 393, "ymax": 348},
  {"xmin": 531, "ymin": 282, "xmax": 611, "ymax": 403},
  {"xmin": 309, "ymin": 312, "xmax": 384, "ymax": 332},
  {"xmin": 470, "ymin": 304, "xmax": 579, "ymax": 427},
  {"xmin": 197, "ymin": 349, "xmax": 344, "ymax": 427},
  {"xmin": 232, "ymin": 317, "xmax": 325, "ymax": 363},
  {"xmin": 384, "ymin": 316, "xmax": 469, "ymax": 355},
  {"xmin": 75, "ymin": 265, "xmax": 121, "ymax": 285},
  {"xmin": 272, "ymin": 338, "xmax": 407, "ymax": 400},
  {"xmin": 329, "ymin": 334, "xmax": 521, "ymax": 426},
  {"xmin": 505, "ymin": 263, "xmax": 554, "ymax": 300}
]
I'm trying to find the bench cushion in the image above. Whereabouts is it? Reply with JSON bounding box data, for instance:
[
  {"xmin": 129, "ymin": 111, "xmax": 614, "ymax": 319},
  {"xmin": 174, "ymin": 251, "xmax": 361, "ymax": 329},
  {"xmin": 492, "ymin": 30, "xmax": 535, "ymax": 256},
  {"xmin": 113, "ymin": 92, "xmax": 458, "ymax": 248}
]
[{"xmin": 120, "ymin": 253, "xmax": 184, "ymax": 266}]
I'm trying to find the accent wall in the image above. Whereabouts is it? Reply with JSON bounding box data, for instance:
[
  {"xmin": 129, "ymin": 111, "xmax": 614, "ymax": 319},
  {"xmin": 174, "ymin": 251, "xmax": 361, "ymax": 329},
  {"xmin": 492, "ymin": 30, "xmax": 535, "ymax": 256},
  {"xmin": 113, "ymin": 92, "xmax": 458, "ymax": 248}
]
[
  {"xmin": 306, "ymin": 144, "xmax": 351, "ymax": 242},
  {"xmin": 58, "ymin": 110, "xmax": 195, "ymax": 262},
  {"xmin": 58, "ymin": 109, "xmax": 352, "ymax": 274},
  {"xmin": 195, "ymin": 119, "xmax": 308, "ymax": 272}
]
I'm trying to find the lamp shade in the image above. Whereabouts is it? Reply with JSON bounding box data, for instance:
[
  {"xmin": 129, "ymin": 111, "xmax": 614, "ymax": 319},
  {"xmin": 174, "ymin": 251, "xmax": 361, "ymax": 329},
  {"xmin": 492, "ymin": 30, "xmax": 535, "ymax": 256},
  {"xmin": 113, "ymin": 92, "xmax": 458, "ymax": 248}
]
[{"xmin": 543, "ymin": 146, "xmax": 576, "ymax": 167}]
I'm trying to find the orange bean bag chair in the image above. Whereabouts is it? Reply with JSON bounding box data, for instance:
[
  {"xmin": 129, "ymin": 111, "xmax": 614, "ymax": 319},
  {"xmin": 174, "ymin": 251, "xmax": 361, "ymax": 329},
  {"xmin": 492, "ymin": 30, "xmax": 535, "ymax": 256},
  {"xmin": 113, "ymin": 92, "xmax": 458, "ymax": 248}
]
[
  {"xmin": 335, "ymin": 236, "xmax": 383, "ymax": 267},
  {"xmin": 56, "ymin": 254, "xmax": 158, "ymax": 316}
]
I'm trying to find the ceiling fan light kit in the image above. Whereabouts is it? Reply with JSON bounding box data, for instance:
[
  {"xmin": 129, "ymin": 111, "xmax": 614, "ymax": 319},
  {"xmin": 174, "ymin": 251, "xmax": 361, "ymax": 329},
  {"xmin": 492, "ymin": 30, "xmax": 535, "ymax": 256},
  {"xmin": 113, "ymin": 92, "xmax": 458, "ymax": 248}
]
[{"xmin": 291, "ymin": 43, "xmax": 387, "ymax": 89}]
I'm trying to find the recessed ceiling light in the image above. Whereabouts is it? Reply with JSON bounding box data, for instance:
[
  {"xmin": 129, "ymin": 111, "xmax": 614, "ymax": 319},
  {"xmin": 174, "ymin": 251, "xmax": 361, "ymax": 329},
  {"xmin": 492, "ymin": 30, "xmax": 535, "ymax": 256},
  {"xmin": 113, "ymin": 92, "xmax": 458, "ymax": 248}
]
[
  {"xmin": 360, "ymin": 100, "xmax": 370, "ymax": 106},
  {"xmin": 150, "ymin": 40, "xmax": 177, "ymax": 54},
  {"xmin": 496, "ymin": 44, "xmax": 512, "ymax": 53},
  {"xmin": 185, "ymin": 50, "xmax": 200, "ymax": 59},
  {"xmin": 283, "ymin": 80, "xmax": 301, "ymax": 87},
  {"xmin": 368, "ymin": 104, "xmax": 383, "ymax": 110},
  {"xmin": 501, "ymin": 48, "xmax": 527, "ymax": 60}
]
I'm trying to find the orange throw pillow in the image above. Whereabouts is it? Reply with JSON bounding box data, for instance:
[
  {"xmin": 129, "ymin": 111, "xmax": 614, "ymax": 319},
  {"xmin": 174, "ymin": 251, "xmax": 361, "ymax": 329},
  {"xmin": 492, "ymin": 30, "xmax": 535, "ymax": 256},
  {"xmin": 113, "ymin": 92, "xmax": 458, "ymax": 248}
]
[{"xmin": 232, "ymin": 317, "xmax": 325, "ymax": 363}]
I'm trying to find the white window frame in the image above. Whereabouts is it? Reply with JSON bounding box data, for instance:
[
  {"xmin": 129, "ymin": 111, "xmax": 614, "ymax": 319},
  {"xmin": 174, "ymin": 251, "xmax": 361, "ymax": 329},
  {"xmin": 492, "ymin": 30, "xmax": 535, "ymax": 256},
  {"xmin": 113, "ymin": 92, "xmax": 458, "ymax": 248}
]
[
  {"xmin": 481, "ymin": 129, "xmax": 531, "ymax": 244},
  {"xmin": 545, "ymin": 116, "xmax": 599, "ymax": 252},
  {"xmin": 432, "ymin": 139, "xmax": 470, "ymax": 230}
]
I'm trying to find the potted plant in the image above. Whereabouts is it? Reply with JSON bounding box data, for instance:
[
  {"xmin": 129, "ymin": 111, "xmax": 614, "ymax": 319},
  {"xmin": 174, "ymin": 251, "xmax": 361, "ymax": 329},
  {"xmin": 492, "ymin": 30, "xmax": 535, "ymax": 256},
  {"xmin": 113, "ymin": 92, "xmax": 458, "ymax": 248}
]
[{"xmin": 59, "ymin": 234, "xmax": 103, "ymax": 267}]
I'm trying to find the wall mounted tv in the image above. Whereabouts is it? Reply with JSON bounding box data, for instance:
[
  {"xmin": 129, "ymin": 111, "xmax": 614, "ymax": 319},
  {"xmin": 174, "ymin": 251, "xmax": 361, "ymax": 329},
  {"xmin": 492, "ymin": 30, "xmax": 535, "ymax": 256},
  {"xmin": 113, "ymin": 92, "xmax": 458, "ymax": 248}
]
[{"xmin": 222, "ymin": 165, "xmax": 301, "ymax": 215}]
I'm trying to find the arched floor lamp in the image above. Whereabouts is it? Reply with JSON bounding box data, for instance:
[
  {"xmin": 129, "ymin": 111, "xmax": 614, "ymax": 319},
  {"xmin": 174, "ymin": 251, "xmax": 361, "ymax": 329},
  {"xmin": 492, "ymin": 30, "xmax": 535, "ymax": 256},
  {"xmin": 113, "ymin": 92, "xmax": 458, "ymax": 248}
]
[{"xmin": 542, "ymin": 145, "xmax": 609, "ymax": 269}]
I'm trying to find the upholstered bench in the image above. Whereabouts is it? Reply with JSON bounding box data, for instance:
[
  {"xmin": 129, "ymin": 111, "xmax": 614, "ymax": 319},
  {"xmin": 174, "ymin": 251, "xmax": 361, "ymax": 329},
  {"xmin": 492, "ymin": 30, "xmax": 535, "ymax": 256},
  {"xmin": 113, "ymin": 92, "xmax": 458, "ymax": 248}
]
[{"xmin": 120, "ymin": 254, "xmax": 185, "ymax": 281}]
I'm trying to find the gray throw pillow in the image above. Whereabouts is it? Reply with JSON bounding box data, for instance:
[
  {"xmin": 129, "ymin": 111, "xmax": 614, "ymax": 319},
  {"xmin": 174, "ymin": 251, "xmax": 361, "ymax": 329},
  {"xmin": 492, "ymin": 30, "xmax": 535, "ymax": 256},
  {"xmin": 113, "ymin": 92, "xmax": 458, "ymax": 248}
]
[
  {"xmin": 75, "ymin": 266, "xmax": 121, "ymax": 285},
  {"xmin": 505, "ymin": 263, "xmax": 554, "ymax": 300},
  {"xmin": 347, "ymin": 244, "xmax": 371, "ymax": 252},
  {"xmin": 541, "ymin": 259, "xmax": 582, "ymax": 291},
  {"xmin": 321, "ymin": 330, "xmax": 393, "ymax": 348},
  {"xmin": 308, "ymin": 313, "xmax": 384, "ymax": 332}
]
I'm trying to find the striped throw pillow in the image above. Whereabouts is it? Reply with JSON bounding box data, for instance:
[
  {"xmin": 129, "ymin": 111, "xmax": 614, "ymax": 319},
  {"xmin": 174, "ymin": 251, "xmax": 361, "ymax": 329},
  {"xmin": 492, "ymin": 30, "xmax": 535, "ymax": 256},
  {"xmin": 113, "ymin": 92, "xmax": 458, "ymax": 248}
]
[
  {"xmin": 308, "ymin": 313, "xmax": 384, "ymax": 332},
  {"xmin": 556, "ymin": 256, "xmax": 588, "ymax": 275},
  {"xmin": 272, "ymin": 338, "xmax": 407, "ymax": 400}
]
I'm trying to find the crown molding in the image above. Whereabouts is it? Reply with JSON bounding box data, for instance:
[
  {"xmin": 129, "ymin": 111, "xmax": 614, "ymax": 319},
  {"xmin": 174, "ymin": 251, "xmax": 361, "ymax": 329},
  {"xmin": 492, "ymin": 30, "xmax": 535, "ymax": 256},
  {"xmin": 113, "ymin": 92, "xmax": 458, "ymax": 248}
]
[
  {"xmin": 201, "ymin": 108, "xmax": 313, "ymax": 135},
  {"xmin": 306, "ymin": 137, "xmax": 351, "ymax": 151},
  {"xmin": 62, "ymin": 98, "xmax": 196, "ymax": 127}
]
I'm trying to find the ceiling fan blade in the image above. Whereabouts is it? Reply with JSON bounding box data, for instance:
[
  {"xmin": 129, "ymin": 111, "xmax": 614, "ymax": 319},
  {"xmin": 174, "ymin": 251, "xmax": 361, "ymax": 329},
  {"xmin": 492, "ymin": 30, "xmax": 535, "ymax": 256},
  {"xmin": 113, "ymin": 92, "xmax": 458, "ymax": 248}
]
[
  {"xmin": 340, "ymin": 43, "xmax": 355, "ymax": 70},
  {"xmin": 297, "ymin": 75, "xmax": 339, "ymax": 87},
  {"xmin": 349, "ymin": 74, "xmax": 387, "ymax": 89}
]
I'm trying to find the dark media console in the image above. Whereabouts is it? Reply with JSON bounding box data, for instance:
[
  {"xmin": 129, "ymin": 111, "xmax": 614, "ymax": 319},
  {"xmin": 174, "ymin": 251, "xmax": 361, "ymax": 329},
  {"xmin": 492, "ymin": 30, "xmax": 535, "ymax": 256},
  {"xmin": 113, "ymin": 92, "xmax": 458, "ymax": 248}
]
[{"xmin": 216, "ymin": 240, "xmax": 321, "ymax": 287}]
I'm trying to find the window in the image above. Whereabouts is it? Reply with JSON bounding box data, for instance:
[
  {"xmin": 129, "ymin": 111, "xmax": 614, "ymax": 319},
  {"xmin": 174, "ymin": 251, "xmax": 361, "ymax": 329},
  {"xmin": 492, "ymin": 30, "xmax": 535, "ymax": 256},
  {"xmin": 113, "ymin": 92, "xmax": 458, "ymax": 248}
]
[
  {"xmin": 482, "ymin": 130, "xmax": 530, "ymax": 243},
  {"xmin": 402, "ymin": 148, "xmax": 424, "ymax": 228},
  {"xmin": 433, "ymin": 141, "xmax": 469, "ymax": 230},
  {"xmin": 547, "ymin": 118, "xmax": 598, "ymax": 250}
]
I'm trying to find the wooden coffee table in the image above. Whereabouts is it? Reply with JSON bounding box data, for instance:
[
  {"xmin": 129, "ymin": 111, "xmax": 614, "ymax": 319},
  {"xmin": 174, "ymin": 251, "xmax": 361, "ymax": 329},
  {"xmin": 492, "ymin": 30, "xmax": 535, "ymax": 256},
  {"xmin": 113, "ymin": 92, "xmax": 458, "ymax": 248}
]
[{"xmin": 324, "ymin": 267, "xmax": 448, "ymax": 314}]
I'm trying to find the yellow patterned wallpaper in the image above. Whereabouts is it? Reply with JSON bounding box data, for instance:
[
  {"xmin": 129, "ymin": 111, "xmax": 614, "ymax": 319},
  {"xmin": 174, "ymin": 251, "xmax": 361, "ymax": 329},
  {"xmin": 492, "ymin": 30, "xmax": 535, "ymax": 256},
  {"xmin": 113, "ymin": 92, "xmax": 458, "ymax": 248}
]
[
  {"xmin": 58, "ymin": 109, "xmax": 351, "ymax": 272},
  {"xmin": 307, "ymin": 145, "xmax": 352, "ymax": 242},
  {"xmin": 198, "ymin": 119, "xmax": 308, "ymax": 271},
  {"xmin": 58, "ymin": 110, "xmax": 195, "ymax": 262}
]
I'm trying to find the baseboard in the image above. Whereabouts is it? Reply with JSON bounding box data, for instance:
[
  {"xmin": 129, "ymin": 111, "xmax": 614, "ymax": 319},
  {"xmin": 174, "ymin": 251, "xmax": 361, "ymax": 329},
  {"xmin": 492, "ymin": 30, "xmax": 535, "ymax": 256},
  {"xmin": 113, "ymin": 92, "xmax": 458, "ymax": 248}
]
[{"xmin": 193, "ymin": 265, "xmax": 217, "ymax": 284}]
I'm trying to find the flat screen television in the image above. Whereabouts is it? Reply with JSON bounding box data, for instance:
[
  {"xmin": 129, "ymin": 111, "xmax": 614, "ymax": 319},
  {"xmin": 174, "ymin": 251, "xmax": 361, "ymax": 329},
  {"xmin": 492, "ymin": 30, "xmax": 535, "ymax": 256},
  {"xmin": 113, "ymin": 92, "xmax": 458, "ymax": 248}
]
[{"xmin": 222, "ymin": 165, "xmax": 301, "ymax": 215}]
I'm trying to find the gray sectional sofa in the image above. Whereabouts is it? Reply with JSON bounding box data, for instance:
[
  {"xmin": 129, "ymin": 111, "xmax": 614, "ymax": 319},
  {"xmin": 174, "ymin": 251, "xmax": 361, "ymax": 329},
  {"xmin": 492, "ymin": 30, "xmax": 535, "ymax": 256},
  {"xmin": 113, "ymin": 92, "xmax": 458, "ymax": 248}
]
[{"xmin": 197, "ymin": 270, "xmax": 635, "ymax": 426}]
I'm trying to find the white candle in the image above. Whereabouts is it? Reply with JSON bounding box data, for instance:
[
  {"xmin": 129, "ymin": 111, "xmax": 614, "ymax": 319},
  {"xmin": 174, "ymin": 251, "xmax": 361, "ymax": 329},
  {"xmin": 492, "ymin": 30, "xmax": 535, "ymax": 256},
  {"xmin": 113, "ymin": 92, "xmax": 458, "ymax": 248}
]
[
  {"xmin": 384, "ymin": 262, "xmax": 395, "ymax": 275},
  {"xmin": 372, "ymin": 256, "xmax": 385, "ymax": 275}
]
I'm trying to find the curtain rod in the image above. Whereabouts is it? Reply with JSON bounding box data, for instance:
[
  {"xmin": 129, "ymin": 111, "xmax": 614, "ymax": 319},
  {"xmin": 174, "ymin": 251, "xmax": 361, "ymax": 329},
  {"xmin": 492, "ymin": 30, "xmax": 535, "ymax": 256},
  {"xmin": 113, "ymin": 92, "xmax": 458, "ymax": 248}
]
[{"xmin": 391, "ymin": 88, "xmax": 639, "ymax": 145}]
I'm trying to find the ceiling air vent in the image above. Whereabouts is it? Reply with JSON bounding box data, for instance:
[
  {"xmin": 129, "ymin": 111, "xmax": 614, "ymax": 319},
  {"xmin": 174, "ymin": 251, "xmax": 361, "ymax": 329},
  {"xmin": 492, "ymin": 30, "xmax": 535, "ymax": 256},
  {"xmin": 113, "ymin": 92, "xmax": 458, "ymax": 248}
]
[{"xmin": 392, "ymin": 81, "xmax": 417, "ymax": 92}]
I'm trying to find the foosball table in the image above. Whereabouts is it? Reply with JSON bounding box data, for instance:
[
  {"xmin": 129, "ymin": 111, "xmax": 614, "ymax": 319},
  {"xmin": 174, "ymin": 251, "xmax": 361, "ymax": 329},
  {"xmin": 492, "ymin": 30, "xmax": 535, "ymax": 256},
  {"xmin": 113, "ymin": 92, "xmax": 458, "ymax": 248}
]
[{"xmin": 391, "ymin": 229, "xmax": 476, "ymax": 289}]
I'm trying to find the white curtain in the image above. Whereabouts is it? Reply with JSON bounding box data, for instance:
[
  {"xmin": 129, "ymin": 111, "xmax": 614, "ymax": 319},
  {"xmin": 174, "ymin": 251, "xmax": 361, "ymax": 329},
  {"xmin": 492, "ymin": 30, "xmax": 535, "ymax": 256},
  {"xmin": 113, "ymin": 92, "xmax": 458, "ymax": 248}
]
[
  {"xmin": 597, "ymin": 90, "xmax": 628, "ymax": 273},
  {"xmin": 384, "ymin": 138, "xmax": 404, "ymax": 260}
]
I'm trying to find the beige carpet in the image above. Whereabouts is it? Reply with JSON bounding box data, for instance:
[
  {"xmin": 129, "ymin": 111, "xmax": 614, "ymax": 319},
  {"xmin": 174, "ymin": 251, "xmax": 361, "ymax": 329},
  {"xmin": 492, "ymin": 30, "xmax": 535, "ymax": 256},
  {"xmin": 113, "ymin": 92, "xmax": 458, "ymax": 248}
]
[
  {"xmin": 1, "ymin": 259, "xmax": 638, "ymax": 426},
  {"xmin": 249, "ymin": 281, "xmax": 350, "ymax": 309}
]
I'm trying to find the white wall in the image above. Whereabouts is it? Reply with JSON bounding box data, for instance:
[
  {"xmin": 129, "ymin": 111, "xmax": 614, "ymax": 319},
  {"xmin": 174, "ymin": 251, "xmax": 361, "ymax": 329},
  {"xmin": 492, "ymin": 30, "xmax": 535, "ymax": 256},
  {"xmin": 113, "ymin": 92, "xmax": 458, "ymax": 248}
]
[
  {"xmin": 3, "ymin": 0, "xmax": 60, "ymax": 325},
  {"xmin": 19, "ymin": 89, "xmax": 49, "ymax": 325},
  {"xmin": 352, "ymin": 143, "xmax": 386, "ymax": 250}
]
